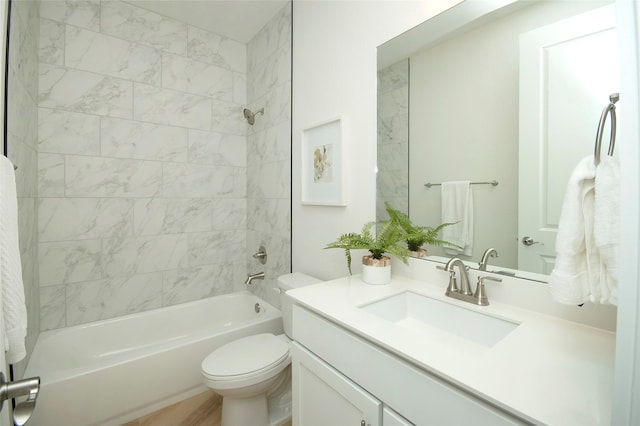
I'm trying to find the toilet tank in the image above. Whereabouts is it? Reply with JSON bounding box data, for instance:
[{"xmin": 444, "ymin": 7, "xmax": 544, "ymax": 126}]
[{"xmin": 278, "ymin": 273, "xmax": 321, "ymax": 337}]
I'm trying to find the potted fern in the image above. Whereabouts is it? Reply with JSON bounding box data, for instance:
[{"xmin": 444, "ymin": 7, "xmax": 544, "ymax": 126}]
[
  {"xmin": 385, "ymin": 202, "xmax": 460, "ymax": 258},
  {"xmin": 325, "ymin": 220, "xmax": 409, "ymax": 285}
]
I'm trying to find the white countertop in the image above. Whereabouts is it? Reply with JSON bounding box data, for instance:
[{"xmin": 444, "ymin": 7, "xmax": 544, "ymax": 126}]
[{"xmin": 287, "ymin": 274, "xmax": 615, "ymax": 425}]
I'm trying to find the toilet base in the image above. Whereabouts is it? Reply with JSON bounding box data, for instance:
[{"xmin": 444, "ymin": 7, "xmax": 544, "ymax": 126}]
[
  {"xmin": 218, "ymin": 368, "xmax": 292, "ymax": 426},
  {"xmin": 268, "ymin": 402, "xmax": 292, "ymax": 426},
  {"xmin": 218, "ymin": 393, "xmax": 292, "ymax": 426},
  {"xmin": 267, "ymin": 366, "xmax": 292, "ymax": 426},
  {"xmin": 221, "ymin": 394, "xmax": 269, "ymax": 426}
]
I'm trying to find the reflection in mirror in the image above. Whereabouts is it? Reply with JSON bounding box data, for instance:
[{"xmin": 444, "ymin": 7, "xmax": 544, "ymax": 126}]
[
  {"xmin": 377, "ymin": 59, "xmax": 409, "ymax": 216},
  {"xmin": 377, "ymin": 0, "xmax": 618, "ymax": 282}
]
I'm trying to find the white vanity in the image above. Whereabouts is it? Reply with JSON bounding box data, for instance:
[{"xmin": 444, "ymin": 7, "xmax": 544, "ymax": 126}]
[{"xmin": 287, "ymin": 262, "xmax": 615, "ymax": 425}]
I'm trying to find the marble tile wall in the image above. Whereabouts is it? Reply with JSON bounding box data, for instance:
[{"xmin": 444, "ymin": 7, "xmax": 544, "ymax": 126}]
[
  {"xmin": 245, "ymin": 4, "xmax": 292, "ymax": 307},
  {"xmin": 6, "ymin": 0, "xmax": 40, "ymax": 378},
  {"xmin": 37, "ymin": 0, "xmax": 254, "ymax": 330},
  {"xmin": 377, "ymin": 60, "xmax": 409, "ymax": 220}
]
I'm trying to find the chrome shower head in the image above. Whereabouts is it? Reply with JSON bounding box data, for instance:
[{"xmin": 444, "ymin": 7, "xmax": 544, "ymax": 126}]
[{"xmin": 243, "ymin": 107, "xmax": 264, "ymax": 125}]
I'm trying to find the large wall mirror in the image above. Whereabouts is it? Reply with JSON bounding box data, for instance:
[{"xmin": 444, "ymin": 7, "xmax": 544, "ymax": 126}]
[{"xmin": 377, "ymin": 0, "xmax": 618, "ymax": 282}]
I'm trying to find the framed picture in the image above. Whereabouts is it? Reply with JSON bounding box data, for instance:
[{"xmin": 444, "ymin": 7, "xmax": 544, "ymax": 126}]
[{"xmin": 301, "ymin": 117, "xmax": 346, "ymax": 206}]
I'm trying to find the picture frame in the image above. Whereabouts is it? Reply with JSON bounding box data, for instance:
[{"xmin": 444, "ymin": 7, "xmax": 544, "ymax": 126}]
[{"xmin": 301, "ymin": 117, "xmax": 346, "ymax": 206}]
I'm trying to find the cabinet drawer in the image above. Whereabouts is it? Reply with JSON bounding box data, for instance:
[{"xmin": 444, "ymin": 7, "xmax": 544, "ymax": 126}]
[{"xmin": 293, "ymin": 305, "xmax": 528, "ymax": 425}]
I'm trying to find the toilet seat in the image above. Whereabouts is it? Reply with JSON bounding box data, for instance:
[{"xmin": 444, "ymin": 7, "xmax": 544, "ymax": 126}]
[{"xmin": 202, "ymin": 333, "xmax": 290, "ymax": 389}]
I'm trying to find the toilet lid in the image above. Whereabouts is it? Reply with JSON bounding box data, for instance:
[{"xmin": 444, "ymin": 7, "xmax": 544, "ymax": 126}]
[{"xmin": 202, "ymin": 333, "xmax": 289, "ymax": 378}]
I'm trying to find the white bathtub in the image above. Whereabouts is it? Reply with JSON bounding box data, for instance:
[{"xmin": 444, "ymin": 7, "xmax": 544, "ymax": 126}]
[{"xmin": 24, "ymin": 291, "xmax": 283, "ymax": 426}]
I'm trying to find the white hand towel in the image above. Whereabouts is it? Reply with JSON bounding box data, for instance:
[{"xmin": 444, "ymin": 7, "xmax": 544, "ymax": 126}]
[
  {"xmin": 0, "ymin": 156, "xmax": 27, "ymax": 363},
  {"xmin": 550, "ymin": 156, "xmax": 599, "ymax": 305},
  {"xmin": 594, "ymin": 156, "xmax": 620, "ymax": 305},
  {"xmin": 441, "ymin": 181, "xmax": 473, "ymax": 256}
]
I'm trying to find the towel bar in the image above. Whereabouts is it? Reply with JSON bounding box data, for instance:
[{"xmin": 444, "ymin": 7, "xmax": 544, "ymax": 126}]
[{"xmin": 424, "ymin": 180, "xmax": 498, "ymax": 188}]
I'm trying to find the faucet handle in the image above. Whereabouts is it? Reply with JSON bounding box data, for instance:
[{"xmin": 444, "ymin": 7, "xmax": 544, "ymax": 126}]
[
  {"xmin": 473, "ymin": 275, "xmax": 502, "ymax": 306},
  {"xmin": 445, "ymin": 270, "xmax": 459, "ymax": 296},
  {"xmin": 252, "ymin": 245, "xmax": 267, "ymax": 265},
  {"xmin": 479, "ymin": 276, "xmax": 502, "ymax": 284}
]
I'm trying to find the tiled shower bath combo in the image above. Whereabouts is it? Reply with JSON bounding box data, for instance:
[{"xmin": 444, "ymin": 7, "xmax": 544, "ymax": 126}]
[{"xmin": 6, "ymin": 0, "xmax": 292, "ymax": 423}]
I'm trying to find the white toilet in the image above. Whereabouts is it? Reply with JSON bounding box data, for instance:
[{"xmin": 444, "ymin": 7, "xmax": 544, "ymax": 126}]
[{"xmin": 201, "ymin": 273, "xmax": 320, "ymax": 426}]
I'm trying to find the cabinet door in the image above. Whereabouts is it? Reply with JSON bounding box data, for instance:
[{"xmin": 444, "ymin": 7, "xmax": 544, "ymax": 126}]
[
  {"xmin": 383, "ymin": 407, "xmax": 414, "ymax": 426},
  {"xmin": 292, "ymin": 342, "xmax": 381, "ymax": 426}
]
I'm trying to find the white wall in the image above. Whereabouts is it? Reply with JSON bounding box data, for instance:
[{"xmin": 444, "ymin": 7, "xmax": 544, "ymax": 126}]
[
  {"xmin": 292, "ymin": 0, "xmax": 461, "ymax": 280},
  {"xmin": 613, "ymin": 1, "xmax": 640, "ymax": 423}
]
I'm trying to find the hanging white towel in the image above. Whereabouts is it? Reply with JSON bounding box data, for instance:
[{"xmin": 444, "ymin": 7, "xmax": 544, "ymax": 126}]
[
  {"xmin": 594, "ymin": 156, "xmax": 620, "ymax": 305},
  {"xmin": 441, "ymin": 181, "xmax": 473, "ymax": 256},
  {"xmin": 0, "ymin": 156, "xmax": 27, "ymax": 363},
  {"xmin": 550, "ymin": 156, "xmax": 599, "ymax": 305}
]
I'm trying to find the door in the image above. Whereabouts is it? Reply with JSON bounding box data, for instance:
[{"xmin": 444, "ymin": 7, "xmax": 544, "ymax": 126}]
[
  {"xmin": 291, "ymin": 342, "xmax": 381, "ymax": 426},
  {"xmin": 0, "ymin": 302, "xmax": 11, "ymax": 426},
  {"xmin": 518, "ymin": 5, "xmax": 619, "ymax": 274},
  {"xmin": 0, "ymin": 0, "xmax": 10, "ymax": 423},
  {"xmin": 0, "ymin": 0, "xmax": 15, "ymax": 424}
]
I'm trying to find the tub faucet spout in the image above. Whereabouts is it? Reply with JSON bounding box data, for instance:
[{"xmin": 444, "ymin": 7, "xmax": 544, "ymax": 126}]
[{"xmin": 245, "ymin": 272, "xmax": 265, "ymax": 285}]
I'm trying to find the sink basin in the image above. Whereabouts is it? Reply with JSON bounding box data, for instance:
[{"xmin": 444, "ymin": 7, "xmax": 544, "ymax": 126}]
[{"xmin": 360, "ymin": 291, "xmax": 519, "ymax": 347}]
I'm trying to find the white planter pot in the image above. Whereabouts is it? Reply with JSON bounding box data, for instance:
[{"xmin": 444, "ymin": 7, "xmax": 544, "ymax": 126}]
[
  {"xmin": 409, "ymin": 249, "xmax": 427, "ymax": 259},
  {"xmin": 361, "ymin": 255, "xmax": 391, "ymax": 285}
]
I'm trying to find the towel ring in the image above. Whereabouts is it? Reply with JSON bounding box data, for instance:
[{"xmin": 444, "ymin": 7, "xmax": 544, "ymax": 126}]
[{"xmin": 594, "ymin": 93, "xmax": 619, "ymax": 166}]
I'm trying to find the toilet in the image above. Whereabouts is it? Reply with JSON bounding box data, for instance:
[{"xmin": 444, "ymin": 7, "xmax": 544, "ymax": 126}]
[{"xmin": 201, "ymin": 273, "xmax": 320, "ymax": 426}]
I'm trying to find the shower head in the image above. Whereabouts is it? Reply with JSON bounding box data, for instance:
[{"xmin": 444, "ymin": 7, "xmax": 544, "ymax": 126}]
[{"xmin": 243, "ymin": 107, "xmax": 264, "ymax": 125}]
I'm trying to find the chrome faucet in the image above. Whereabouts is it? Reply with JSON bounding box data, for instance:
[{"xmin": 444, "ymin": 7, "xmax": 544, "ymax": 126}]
[
  {"xmin": 478, "ymin": 248, "xmax": 498, "ymax": 271},
  {"xmin": 444, "ymin": 258, "xmax": 472, "ymax": 296},
  {"xmin": 245, "ymin": 272, "xmax": 265, "ymax": 285},
  {"xmin": 444, "ymin": 258, "xmax": 502, "ymax": 306}
]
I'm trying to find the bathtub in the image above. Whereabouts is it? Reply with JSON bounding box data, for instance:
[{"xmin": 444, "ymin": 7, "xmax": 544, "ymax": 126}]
[{"xmin": 24, "ymin": 291, "xmax": 283, "ymax": 426}]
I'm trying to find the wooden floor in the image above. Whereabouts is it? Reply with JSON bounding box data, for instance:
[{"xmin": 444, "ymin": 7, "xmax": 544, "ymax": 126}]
[
  {"xmin": 121, "ymin": 390, "xmax": 292, "ymax": 426},
  {"xmin": 122, "ymin": 391, "xmax": 222, "ymax": 426}
]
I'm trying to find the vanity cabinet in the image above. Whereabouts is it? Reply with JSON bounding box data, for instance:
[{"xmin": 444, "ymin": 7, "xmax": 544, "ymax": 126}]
[
  {"xmin": 292, "ymin": 342, "xmax": 382, "ymax": 426},
  {"xmin": 292, "ymin": 342, "xmax": 414, "ymax": 426},
  {"xmin": 292, "ymin": 305, "xmax": 527, "ymax": 426}
]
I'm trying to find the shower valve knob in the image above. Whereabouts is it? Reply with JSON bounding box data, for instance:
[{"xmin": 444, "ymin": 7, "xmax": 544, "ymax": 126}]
[{"xmin": 253, "ymin": 246, "xmax": 267, "ymax": 264}]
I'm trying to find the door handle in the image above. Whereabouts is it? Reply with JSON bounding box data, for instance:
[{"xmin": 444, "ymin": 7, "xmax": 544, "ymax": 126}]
[
  {"xmin": 0, "ymin": 372, "xmax": 40, "ymax": 426},
  {"xmin": 521, "ymin": 236, "xmax": 540, "ymax": 246}
]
